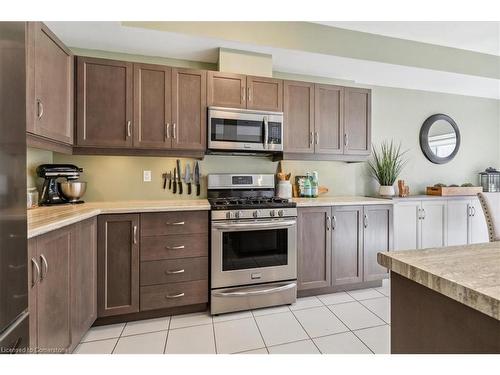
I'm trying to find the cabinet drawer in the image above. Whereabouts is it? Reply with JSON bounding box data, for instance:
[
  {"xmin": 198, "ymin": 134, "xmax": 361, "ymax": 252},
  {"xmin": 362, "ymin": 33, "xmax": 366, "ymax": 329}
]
[
  {"xmin": 140, "ymin": 257, "xmax": 208, "ymax": 286},
  {"xmin": 140, "ymin": 234, "xmax": 208, "ymax": 261},
  {"xmin": 140, "ymin": 280, "xmax": 208, "ymax": 311},
  {"xmin": 141, "ymin": 211, "xmax": 208, "ymax": 236}
]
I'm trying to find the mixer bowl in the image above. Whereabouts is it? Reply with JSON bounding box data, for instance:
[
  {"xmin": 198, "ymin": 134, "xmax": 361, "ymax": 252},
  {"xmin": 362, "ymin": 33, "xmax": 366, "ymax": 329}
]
[{"xmin": 59, "ymin": 181, "xmax": 87, "ymax": 202}]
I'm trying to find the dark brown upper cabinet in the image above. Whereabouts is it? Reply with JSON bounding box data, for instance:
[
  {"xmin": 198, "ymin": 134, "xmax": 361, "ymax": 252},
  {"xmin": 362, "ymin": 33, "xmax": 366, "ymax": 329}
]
[
  {"xmin": 76, "ymin": 57, "xmax": 133, "ymax": 148},
  {"xmin": 171, "ymin": 68, "xmax": 207, "ymax": 151},
  {"xmin": 133, "ymin": 63, "xmax": 172, "ymax": 149},
  {"xmin": 297, "ymin": 207, "xmax": 331, "ymax": 291},
  {"xmin": 246, "ymin": 76, "xmax": 283, "ymax": 112},
  {"xmin": 283, "ymin": 80, "xmax": 315, "ymax": 154},
  {"xmin": 344, "ymin": 87, "xmax": 371, "ymax": 156},
  {"xmin": 97, "ymin": 214, "xmax": 139, "ymax": 318},
  {"xmin": 283, "ymin": 82, "xmax": 371, "ymax": 161},
  {"xmin": 26, "ymin": 22, "xmax": 73, "ymax": 149},
  {"xmin": 207, "ymin": 71, "xmax": 247, "ymax": 108},
  {"xmin": 207, "ymin": 71, "xmax": 283, "ymax": 112},
  {"xmin": 315, "ymin": 84, "xmax": 343, "ymax": 155}
]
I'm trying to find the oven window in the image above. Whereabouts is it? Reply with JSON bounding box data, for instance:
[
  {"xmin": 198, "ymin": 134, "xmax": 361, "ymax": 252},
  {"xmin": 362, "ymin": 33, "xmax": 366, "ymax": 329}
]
[
  {"xmin": 222, "ymin": 229, "xmax": 288, "ymax": 271},
  {"xmin": 211, "ymin": 118, "xmax": 264, "ymax": 143}
]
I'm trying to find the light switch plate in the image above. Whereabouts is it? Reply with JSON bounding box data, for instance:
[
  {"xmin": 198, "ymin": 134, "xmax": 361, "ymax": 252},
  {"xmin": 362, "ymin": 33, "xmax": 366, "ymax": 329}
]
[{"xmin": 143, "ymin": 170, "xmax": 152, "ymax": 182}]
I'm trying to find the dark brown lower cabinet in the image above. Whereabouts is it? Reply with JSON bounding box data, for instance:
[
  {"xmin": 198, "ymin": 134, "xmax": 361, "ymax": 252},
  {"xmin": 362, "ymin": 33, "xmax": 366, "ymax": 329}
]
[
  {"xmin": 331, "ymin": 206, "xmax": 363, "ymax": 286},
  {"xmin": 97, "ymin": 214, "xmax": 140, "ymax": 317},
  {"xmin": 297, "ymin": 207, "xmax": 331, "ymax": 290},
  {"xmin": 28, "ymin": 219, "xmax": 98, "ymax": 353},
  {"xmin": 297, "ymin": 204, "xmax": 392, "ymax": 293}
]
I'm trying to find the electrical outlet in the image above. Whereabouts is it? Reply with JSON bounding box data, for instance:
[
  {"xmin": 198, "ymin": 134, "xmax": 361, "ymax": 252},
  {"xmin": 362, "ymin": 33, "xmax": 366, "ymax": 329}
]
[{"xmin": 143, "ymin": 170, "xmax": 152, "ymax": 182}]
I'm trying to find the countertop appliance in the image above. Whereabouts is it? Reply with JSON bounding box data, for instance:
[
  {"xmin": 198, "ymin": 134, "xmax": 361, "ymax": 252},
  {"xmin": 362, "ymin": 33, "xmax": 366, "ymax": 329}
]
[
  {"xmin": 208, "ymin": 174, "xmax": 297, "ymax": 315},
  {"xmin": 37, "ymin": 164, "xmax": 85, "ymax": 206},
  {"xmin": 0, "ymin": 22, "xmax": 29, "ymax": 353},
  {"xmin": 479, "ymin": 167, "xmax": 500, "ymax": 192},
  {"xmin": 207, "ymin": 107, "xmax": 284, "ymax": 154}
]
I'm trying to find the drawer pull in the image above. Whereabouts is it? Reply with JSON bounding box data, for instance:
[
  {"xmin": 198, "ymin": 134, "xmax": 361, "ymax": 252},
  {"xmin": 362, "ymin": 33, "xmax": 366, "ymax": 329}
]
[
  {"xmin": 166, "ymin": 269, "xmax": 185, "ymax": 274},
  {"xmin": 165, "ymin": 245, "xmax": 185, "ymax": 250},
  {"xmin": 165, "ymin": 292, "xmax": 185, "ymax": 299},
  {"xmin": 166, "ymin": 221, "xmax": 185, "ymax": 225}
]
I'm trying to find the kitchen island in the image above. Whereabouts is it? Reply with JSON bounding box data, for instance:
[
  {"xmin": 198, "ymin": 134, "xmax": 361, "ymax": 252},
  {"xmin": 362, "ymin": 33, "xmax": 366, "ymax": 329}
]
[{"xmin": 378, "ymin": 243, "xmax": 500, "ymax": 353}]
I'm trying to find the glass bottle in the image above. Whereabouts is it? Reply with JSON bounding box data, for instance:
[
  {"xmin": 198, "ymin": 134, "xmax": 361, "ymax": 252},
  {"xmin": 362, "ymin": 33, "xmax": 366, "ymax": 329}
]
[
  {"xmin": 311, "ymin": 171, "xmax": 319, "ymax": 198},
  {"xmin": 303, "ymin": 172, "xmax": 312, "ymax": 198}
]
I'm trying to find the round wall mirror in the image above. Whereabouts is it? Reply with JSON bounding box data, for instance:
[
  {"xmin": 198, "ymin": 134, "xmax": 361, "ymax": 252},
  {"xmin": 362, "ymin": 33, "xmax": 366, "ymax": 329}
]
[{"xmin": 419, "ymin": 114, "xmax": 460, "ymax": 164}]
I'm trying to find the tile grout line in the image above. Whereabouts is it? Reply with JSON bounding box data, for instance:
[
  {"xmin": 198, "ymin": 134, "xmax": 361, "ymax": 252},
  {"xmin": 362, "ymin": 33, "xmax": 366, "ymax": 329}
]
[
  {"xmin": 111, "ymin": 323, "xmax": 127, "ymax": 354},
  {"xmin": 163, "ymin": 316, "xmax": 172, "ymax": 354},
  {"xmin": 211, "ymin": 318, "xmax": 218, "ymax": 354},
  {"xmin": 351, "ymin": 328, "xmax": 376, "ymax": 354},
  {"xmin": 359, "ymin": 298, "xmax": 391, "ymax": 324},
  {"xmin": 289, "ymin": 308, "xmax": 324, "ymax": 354},
  {"xmin": 251, "ymin": 310, "xmax": 271, "ymax": 353}
]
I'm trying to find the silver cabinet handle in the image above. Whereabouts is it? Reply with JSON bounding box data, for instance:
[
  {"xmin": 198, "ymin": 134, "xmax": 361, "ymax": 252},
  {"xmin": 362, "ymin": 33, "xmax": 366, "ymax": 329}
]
[
  {"xmin": 314, "ymin": 132, "xmax": 319, "ymax": 145},
  {"xmin": 344, "ymin": 133, "xmax": 348, "ymax": 147},
  {"xmin": 36, "ymin": 99, "xmax": 44, "ymax": 119},
  {"xmin": 421, "ymin": 208, "xmax": 426, "ymax": 220},
  {"xmin": 418, "ymin": 208, "xmax": 422, "ymax": 220},
  {"xmin": 165, "ymin": 123, "xmax": 170, "ymax": 139},
  {"xmin": 326, "ymin": 216, "xmax": 331, "ymax": 231},
  {"xmin": 467, "ymin": 205, "xmax": 471, "ymax": 217},
  {"xmin": 332, "ymin": 215, "xmax": 337, "ymax": 230},
  {"xmin": 31, "ymin": 257, "xmax": 40, "ymax": 288},
  {"xmin": 166, "ymin": 269, "xmax": 185, "ymax": 275},
  {"xmin": 309, "ymin": 131, "xmax": 313, "ymax": 145},
  {"xmin": 165, "ymin": 292, "xmax": 185, "ymax": 299},
  {"xmin": 241, "ymin": 86, "xmax": 246, "ymax": 102},
  {"xmin": 364, "ymin": 213, "xmax": 368, "ymax": 228},
  {"xmin": 165, "ymin": 245, "xmax": 185, "ymax": 250},
  {"xmin": 172, "ymin": 123, "xmax": 177, "ymax": 139},
  {"xmin": 127, "ymin": 121, "xmax": 132, "ymax": 137},
  {"xmin": 248, "ymin": 87, "xmax": 252, "ymax": 102},
  {"xmin": 166, "ymin": 221, "xmax": 185, "ymax": 225},
  {"xmin": 133, "ymin": 225, "xmax": 138, "ymax": 245},
  {"xmin": 40, "ymin": 254, "xmax": 48, "ymax": 281},
  {"xmin": 213, "ymin": 282, "xmax": 296, "ymax": 297},
  {"xmin": 472, "ymin": 206, "xmax": 476, "ymax": 216}
]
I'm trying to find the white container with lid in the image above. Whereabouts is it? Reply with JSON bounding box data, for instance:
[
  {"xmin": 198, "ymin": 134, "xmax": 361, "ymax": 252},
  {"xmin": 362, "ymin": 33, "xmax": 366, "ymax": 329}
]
[{"xmin": 277, "ymin": 180, "xmax": 292, "ymax": 199}]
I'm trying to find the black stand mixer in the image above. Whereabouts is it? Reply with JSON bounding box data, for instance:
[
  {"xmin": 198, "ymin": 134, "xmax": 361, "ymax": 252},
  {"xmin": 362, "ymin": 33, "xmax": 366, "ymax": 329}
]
[{"xmin": 37, "ymin": 164, "xmax": 85, "ymax": 206}]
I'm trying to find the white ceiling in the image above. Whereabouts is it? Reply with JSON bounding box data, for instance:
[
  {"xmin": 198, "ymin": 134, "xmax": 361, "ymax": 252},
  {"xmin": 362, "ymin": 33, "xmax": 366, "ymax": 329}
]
[
  {"xmin": 315, "ymin": 21, "xmax": 500, "ymax": 56},
  {"xmin": 46, "ymin": 22, "xmax": 500, "ymax": 100}
]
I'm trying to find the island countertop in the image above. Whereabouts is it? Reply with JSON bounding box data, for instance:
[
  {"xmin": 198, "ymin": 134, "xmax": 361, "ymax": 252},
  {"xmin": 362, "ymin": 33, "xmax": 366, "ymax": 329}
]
[
  {"xmin": 377, "ymin": 243, "xmax": 500, "ymax": 320},
  {"xmin": 28, "ymin": 200, "xmax": 210, "ymax": 239}
]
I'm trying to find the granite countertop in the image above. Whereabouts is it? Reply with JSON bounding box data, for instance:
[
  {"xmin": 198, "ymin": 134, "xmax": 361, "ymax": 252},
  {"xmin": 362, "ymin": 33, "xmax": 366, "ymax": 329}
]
[
  {"xmin": 292, "ymin": 196, "xmax": 392, "ymax": 207},
  {"xmin": 378, "ymin": 243, "xmax": 500, "ymax": 320},
  {"xmin": 28, "ymin": 200, "xmax": 210, "ymax": 239}
]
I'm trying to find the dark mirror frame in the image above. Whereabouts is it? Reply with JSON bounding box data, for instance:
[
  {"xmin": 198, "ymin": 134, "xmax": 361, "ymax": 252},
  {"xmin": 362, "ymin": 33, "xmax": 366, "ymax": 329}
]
[{"xmin": 419, "ymin": 113, "xmax": 461, "ymax": 164}]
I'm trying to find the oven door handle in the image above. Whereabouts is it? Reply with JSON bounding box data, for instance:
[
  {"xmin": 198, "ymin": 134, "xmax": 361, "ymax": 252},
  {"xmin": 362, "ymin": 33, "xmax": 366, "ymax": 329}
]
[
  {"xmin": 212, "ymin": 282, "xmax": 296, "ymax": 297},
  {"xmin": 212, "ymin": 220, "xmax": 296, "ymax": 231}
]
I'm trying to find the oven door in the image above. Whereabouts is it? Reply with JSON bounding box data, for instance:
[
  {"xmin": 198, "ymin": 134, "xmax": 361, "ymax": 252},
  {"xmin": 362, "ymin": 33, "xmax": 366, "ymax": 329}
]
[{"xmin": 211, "ymin": 218, "xmax": 297, "ymax": 289}]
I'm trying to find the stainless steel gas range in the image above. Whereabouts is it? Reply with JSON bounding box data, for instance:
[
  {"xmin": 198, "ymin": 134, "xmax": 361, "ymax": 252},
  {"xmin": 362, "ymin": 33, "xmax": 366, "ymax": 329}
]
[{"xmin": 208, "ymin": 174, "xmax": 297, "ymax": 315}]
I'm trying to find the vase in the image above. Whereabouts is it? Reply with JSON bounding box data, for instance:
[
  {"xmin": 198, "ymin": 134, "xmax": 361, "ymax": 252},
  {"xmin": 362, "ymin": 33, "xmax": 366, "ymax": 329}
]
[{"xmin": 379, "ymin": 185, "xmax": 395, "ymax": 197}]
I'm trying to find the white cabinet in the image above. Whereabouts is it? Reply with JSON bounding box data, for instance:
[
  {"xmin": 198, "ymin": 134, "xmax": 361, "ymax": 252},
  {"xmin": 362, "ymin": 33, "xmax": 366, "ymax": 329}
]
[{"xmin": 395, "ymin": 197, "xmax": 489, "ymax": 251}]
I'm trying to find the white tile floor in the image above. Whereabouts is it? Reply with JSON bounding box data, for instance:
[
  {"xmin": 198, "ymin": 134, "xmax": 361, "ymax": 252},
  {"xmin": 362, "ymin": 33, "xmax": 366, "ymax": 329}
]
[{"xmin": 74, "ymin": 280, "xmax": 391, "ymax": 354}]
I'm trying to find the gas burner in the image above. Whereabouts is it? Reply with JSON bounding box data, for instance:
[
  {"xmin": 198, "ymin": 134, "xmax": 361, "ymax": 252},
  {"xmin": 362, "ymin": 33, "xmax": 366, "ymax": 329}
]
[{"xmin": 208, "ymin": 196, "xmax": 295, "ymax": 210}]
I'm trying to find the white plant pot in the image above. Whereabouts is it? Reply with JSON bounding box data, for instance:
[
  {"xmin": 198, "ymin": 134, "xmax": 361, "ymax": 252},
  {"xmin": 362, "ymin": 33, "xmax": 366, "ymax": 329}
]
[{"xmin": 379, "ymin": 185, "xmax": 395, "ymax": 197}]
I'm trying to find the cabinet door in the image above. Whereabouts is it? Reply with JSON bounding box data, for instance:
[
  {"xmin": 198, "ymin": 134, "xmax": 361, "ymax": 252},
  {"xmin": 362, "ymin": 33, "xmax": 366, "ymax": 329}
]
[
  {"xmin": 283, "ymin": 80, "xmax": 315, "ymax": 153},
  {"xmin": 97, "ymin": 214, "xmax": 139, "ymax": 317},
  {"xmin": 207, "ymin": 71, "xmax": 246, "ymax": 108},
  {"xmin": 71, "ymin": 218, "xmax": 97, "ymax": 349},
  {"xmin": 343, "ymin": 87, "xmax": 371, "ymax": 156},
  {"xmin": 332, "ymin": 206, "xmax": 363, "ymax": 286},
  {"xmin": 314, "ymin": 84, "xmax": 343, "ymax": 154},
  {"xmin": 133, "ymin": 63, "xmax": 172, "ymax": 149},
  {"xmin": 33, "ymin": 22, "xmax": 73, "ymax": 144},
  {"xmin": 28, "ymin": 239, "xmax": 38, "ymax": 351},
  {"xmin": 394, "ymin": 201, "xmax": 421, "ymax": 250},
  {"xmin": 36, "ymin": 227, "xmax": 72, "ymax": 353},
  {"xmin": 421, "ymin": 200, "xmax": 447, "ymax": 248},
  {"xmin": 363, "ymin": 205, "xmax": 393, "ymax": 281},
  {"xmin": 76, "ymin": 57, "xmax": 133, "ymax": 148},
  {"xmin": 171, "ymin": 68, "xmax": 207, "ymax": 151},
  {"xmin": 247, "ymin": 76, "xmax": 283, "ymax": 111},
  {"xmin": 447, "ymin": 199, "xmax": 469, "ymax": 246},
  {"xmin": 297, "ymin": 207, "xmax": 331, "ymax": 290},
  {"xmin": 469, "ymin": 198, "xmax": 489, "ymax": 244}
]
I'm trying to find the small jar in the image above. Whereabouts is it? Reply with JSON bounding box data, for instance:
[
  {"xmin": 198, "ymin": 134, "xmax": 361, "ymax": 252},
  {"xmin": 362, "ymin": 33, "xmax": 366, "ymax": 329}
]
[
  {"xmin": 27, "ymin": 188, "xmax": 38, "ymax": 209},
  {"xmin": 277, "ymin": 180, "xmax": 292, "ymax": 199}
]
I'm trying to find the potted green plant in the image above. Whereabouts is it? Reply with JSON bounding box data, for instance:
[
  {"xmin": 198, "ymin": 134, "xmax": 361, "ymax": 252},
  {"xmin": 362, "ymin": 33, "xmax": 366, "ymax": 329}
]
[{"xmin": 367, "ymin": 140, "xmax": 408, "ymax": 197}]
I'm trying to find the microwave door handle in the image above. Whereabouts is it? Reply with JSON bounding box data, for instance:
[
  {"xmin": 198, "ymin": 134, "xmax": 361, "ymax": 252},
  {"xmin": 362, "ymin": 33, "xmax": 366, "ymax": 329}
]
[{"xmin": 263, "ymin": 116, "xmax": 269, "ymax": 150}]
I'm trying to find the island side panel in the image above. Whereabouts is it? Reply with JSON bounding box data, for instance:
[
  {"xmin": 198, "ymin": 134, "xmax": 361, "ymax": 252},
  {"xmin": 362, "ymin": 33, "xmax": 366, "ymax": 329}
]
[{"xmin": 391, "ymin": 272, "xmax": 500, "ymax": 354}]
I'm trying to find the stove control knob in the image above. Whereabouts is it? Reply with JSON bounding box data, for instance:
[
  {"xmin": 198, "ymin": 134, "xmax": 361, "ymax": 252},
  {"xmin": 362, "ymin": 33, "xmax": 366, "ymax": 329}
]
[
  {"xmin": 234, "ymin": 211, "xmax": 242, "ymax": 219},
  {"xmin": 253, "ymin": 210, "xmax": 259, "ymax": 218},
  {"xmin": 269, "ymin": 210, "xmax": 276, "ymax": 217},
  {"xmin": 226, "ymin": 212, "xmax": 232, "ymax": 219},
  {"xmin": 278, "ymin": 209, "xmax": 284, "ymax": 217}
]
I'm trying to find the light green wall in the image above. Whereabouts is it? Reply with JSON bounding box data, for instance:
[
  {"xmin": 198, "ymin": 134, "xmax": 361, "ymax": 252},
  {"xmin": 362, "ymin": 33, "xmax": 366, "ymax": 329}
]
[
  {"xmin": 26, "ymin": 49, "xmax": 500, "ymax": 202},
  {"xmin": 27, "ymin": 148, "xmax": 53, "ymax": 190}
]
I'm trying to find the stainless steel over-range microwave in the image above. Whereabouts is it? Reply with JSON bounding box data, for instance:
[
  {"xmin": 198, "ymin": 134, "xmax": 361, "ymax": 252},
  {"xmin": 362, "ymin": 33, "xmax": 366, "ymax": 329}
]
[{"xmin": 207, "ymin": 106, "xmax": 284, "ymax": 153}]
